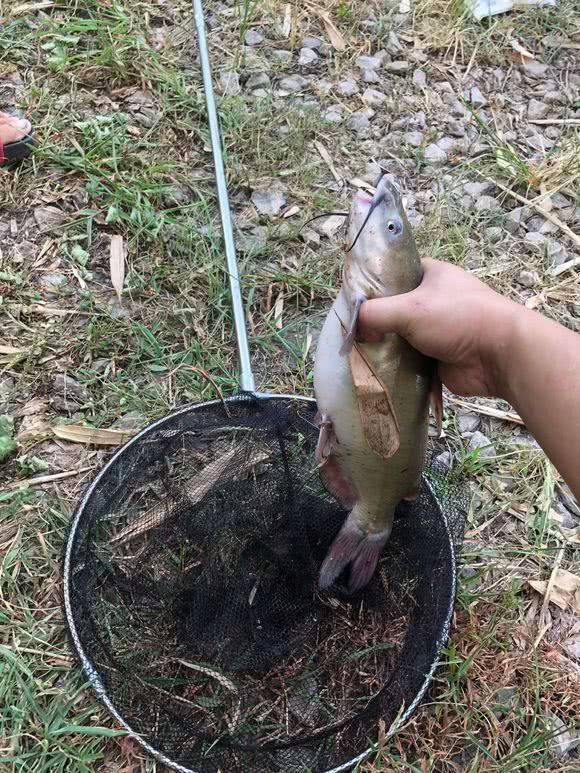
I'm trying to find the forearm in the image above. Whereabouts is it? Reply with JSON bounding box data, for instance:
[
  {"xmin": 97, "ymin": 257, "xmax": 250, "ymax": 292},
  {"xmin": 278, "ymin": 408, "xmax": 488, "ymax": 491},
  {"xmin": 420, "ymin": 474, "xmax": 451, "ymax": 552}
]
[{"xmin": 494, "ymin": 309, "xmax": 580, "ymax": 499}]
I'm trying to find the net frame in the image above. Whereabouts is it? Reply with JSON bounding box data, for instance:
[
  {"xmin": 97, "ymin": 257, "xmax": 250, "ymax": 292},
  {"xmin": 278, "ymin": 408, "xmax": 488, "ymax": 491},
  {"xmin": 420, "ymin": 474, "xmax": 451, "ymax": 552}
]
[{"xmin": 63, "ymin": 393, "xmax": 459, "ymax": 773}]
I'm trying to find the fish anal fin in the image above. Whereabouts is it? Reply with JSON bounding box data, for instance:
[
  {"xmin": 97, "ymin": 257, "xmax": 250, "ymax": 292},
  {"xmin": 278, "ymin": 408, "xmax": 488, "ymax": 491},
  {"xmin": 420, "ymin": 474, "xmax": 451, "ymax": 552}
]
[
  {"xmin": 349, "ymin": 342, "xmax": 400, "ymax": 460},
  {"xmin": 319, "ymin": 456, "xmax": 358, "ymax": 509}
]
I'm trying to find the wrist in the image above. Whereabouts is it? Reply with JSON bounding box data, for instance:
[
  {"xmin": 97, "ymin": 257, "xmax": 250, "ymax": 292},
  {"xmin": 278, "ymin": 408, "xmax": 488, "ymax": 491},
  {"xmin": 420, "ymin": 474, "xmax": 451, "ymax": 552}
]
[{"xmin": 480, "ymin": 298, "xmax": 523, "ymax": 402}]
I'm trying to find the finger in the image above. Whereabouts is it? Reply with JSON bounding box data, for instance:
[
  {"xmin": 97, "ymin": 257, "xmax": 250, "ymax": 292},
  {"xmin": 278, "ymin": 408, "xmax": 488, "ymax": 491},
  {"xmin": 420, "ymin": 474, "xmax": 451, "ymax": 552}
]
[{"xmin": 358, "ymin": 293, "xmax": 416, "ymax": 338}]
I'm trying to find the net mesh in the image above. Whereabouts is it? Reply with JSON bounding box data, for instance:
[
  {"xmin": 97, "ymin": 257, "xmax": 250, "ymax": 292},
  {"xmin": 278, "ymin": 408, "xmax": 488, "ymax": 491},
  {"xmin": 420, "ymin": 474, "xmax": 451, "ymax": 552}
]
[{"xmin": 64, "ymin": 393, "xmax": 464, "ymax": 772}]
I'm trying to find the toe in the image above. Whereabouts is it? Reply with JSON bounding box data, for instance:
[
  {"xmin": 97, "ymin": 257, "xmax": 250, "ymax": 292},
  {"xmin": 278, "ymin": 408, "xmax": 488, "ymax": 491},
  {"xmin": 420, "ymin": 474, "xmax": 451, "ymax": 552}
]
[{"xmin": 0, "ymin": 113, "xmax": 31, "ymax": 144}]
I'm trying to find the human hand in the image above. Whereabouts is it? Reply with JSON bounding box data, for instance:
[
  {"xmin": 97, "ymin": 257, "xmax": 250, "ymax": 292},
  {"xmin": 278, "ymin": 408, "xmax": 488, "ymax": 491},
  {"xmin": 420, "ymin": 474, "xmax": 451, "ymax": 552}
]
[{"xmin": 358, "ymin": 258, "xmax": 520, "ymax": 398}]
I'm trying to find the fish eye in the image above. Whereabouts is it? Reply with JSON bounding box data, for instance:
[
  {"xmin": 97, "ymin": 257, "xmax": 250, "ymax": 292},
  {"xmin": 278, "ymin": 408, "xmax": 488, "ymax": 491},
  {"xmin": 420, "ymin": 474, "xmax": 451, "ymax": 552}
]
[{"xmin": 386, "ymin": 220, "xmax": 402, "ymax": 235}]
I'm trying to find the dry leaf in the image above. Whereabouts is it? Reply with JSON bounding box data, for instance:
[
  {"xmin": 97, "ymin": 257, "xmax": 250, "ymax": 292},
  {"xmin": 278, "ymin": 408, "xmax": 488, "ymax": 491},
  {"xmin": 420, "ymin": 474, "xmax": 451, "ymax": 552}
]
[
  {"xmin": 0, "ymin": 344, "xmax": 29, "ymax": 355},
  {"xmin": 509, "ymin": 38, "xmax": 535, "ymax": 62},
  {"xmin": 529, "ymin": 569, "xmax": 580, "ymax": 614},
  {"xmin": 15, "ymin": 398, "xmax": 48, "ymax": 417},
  {"xmin": 53, "ymin": 424, "xmax": 133, "ymax": 446},
  {"xmin": 109, "ymin": 235, "xmax": 125, "ymax": 303},
  {"xmin": 306, "ymin": 4, "xmax": 346, "ymax": 51},
  {"xmin": 274, "ymin": 293, "xmax": 284, "ymax": 330},
  {"xmin": 282, "ymin": 3, "xmax": 292, "ymax": 38}
]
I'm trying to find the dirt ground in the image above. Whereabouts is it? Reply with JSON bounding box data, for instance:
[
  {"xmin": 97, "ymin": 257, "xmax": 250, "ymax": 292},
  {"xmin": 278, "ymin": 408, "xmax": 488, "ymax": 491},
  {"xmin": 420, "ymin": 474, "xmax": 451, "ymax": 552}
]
[{"xmin": 1, "ymin": 1, "xmax": 579, "ymax": 771}]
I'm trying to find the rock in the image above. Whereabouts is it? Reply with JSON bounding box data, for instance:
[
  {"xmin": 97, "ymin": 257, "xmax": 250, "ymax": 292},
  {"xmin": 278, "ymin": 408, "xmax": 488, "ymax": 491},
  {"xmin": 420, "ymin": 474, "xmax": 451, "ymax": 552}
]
[
  {"xmin": 544, "ymin": 90, "xmax": 562, "ymax": 104},
  {"xmin": 302, "ymin": 36, "xmax": 322, "ymax": 49},
  {"xmin": 164, "ymin": 184, "xmax": 194, "ymax": 206},
  {"xmin": 272, "ymin": 49, "xmax": 292, "ymax": 65},
  {"xmin": 348, "ymin": 111, "xmax": 371, "ymax": 135},
  {"xmin": 12, "ymin": 240, "xmax": 36, "ymax": 263},
  {"xmin": 300, "ymin": 228, "xmax": 320, "ymax": 247},
  {"xmin": 464, "ymin": 181, "xmax": 494, "ymax": 197},
  {"xmin": 237, "ymin": 226, "xmax": 268, "ymax": 254},
  {"xmin": 546, "ymin": 239, "xmax": 567, "ymax": 266},
  {"xmin": 523, "ymin": 231, "xmax": 546, "ymax": 253},
  {"xmin": 336, "ymin": 78, "xmax": 359, "ymax": 96},
  {"xmin": 324, "ymin": 108, "xmax": 342, "ymax": 123},
  {"xmin": 34, "ymin": 206, "xmax": 67, "ymax": 231},
  {"xmin": 52, "ymin": 373, "xmax": 86, "ymax": 411},
  {"xmin": 433, "ymin": 450, "xmax": 452, "ymax": 474},
  {"xmin": 521, "ymin": 60, "xmax": 549, "ymax": 79},
  {"xmin": 527, "ymin": 98, "xmax": 549, "ymax": 120},
  {"xmin": 244, "ymin": 28, "xmax": 264, "ymax": 46},
  {"xmin": 562, "ymin": 631, "xmax": 580, "ymax": 660},
  {"xmin": 246, "ymin": 72, "xmax": 270, "ymax": 91},
  {"xmin": 484, "ymin": 226, "xmax": 503, "ymax": 244},
  {"xmin": 504, "ymin": 207, "xmax": 524, "ymax": 234},
  {"xmin": 412, "ymin": 69, "xmax": 427, "ymax": 88},
  {"xmin": 467, "ymin": 431, "xmax": 495, "ymax": 458},
  {"xmin": 38, "ymin": 271, "xmax": 67, "ymax": 290},
  {"xmin": 362, "ymin": 88, "xmax": 386, "ymax": 107},
  {"xmin": 314, "ymin": 215, "xmax": 344, "ymax": 239},
  {"xmin": 456, "ymin": 410, "xmax": 480, "ymax": 435},
  {"xmin": 404, "ymin": 130, "xmax": 423, "ymax": 147},
  {"xmin": 437, "ymin": 136, "xmax": 458, "ymax": 153},
  {"xmin": 361, "ymin": 69, "xmax": 380, "ymax": 83},
  {"xmin": 447, "ymin": 117, "xmax": 465, "ymax": 137},
  {"xmin": 517, "ymin": 270, "xmax": 539, "ymax": 288},
  {"xmin": 469, "ymin": 85, "xmax": 487, "ymax": 107},
  {"xmin": 278, "ymin": 74, "xmax": 308, "ymax": 93},
  {"xmin": 474, "ymin": 195, "xmax": 499, "ymax": 211},
  {"xmin": 492, "ymin": 687, "xmax": 517, "ymax": 718},
  {"xmin": 385, "ymin": 61, "xmax": 410, "ymax": 74},
  {"xmin": 526, "ymin": 215, "xmax": 558, "ymax": 234},
  {"xmin": 298, "ymin": 47, "xmax": 318, "ymax": 66},
  {"xmin": 110, "ymin": 411, "xmax": 147, "ymax": 431},
  {"xmin": 356, "ymin": 55, "xmax": 382, "ymax": 71},
  {"xmin": 423, "ymin": 143, "xmax": 447, "ymax": 165},
  {"xmin": 386, "ymin": 30, "xmax": 403, "ymax": 55},
  {"xmin": 219, "ymin": 69, "xmax": 241, "ymax": 96},
  {"xmin": 251, "ymin": 190, "xmax": 286, "ymax": 216},
  {"xmin": 546, "ymin": 712, "xmax": 580, "ymax": 757}
]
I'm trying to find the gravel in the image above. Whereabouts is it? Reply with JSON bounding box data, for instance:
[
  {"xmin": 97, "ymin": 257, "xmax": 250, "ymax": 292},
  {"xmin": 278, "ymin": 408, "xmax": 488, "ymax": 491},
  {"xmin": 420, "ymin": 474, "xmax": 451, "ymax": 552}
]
[
  {"xmin": 251, "ymin": 190, "xmax": 286, "ymax": 216},
  {"xmin": 523, "ymin": 232, "xmax": 546, "ymax": 253},
  {"xmin": 412, "ymin": 69, "xmax": 427, "ymax": 88},
  {"xmin": 474, "ymin": 195, "xmax": 499, "ymax": 211},
  {"xmin": 517, "ymin": 270, "xmax": 539, "ymax": 288},
  {"xmin": 362, "ymin": 88, "xmax": 386, "ymax": 107},
  {"xmin": 348, "ymin": 111, "xmax": 371, "ymax": 135},
  {"xmin": 456, "ymin": 410, "xmax": 481, "ymax": 435},
  {"xmin": 385, "ymin": 60, "xmax": 410, "ymax": 74},
  {"xmin": 527, "ymin": 98, "xmax": 550, "ymax": 120},
  {"xmin": 278, "ymin": 74, "xmax": 308, "ymax": 93},
  {"xmin": 302, "ymin": 36, "xmax": 322, "ymax": 49},
  {"xmin": 246, "ymin": 72, "xmax": 270, "ymax": 91},
  {"xmin": 404, "ymin": 131, "xmax": 423, "ymax": 147},
  {"xmin": 335, "ymin": 78, "xmax": 359, "ymax": 96},
  {"xmin": 467, "ymin": 431, "xmax": 496, "ymax": 458},
  {"xmin": 299, "ymin": 47, "xmax": 318, "ymax": 66},
  {"xmin": 244, "ymin": 28, "xmax": 264, "ymax": 46},
  {"xmin": 521, "ymin": 61, "xmax": 549, "ymax": 79},
  {"xmin": 219, "ymin": 69, "xmax": 241, "ymax": 96},
  {"xmin": 423, "ymin": 143, "xmax": 447, "ymax": 165}
]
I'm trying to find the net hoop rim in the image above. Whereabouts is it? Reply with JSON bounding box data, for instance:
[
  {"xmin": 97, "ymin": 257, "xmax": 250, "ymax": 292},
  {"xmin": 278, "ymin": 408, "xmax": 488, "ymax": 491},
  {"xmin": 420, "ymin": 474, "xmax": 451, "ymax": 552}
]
[{"xmin": 62, "ymin": 392, "xmax": 457, "ymax": 773}]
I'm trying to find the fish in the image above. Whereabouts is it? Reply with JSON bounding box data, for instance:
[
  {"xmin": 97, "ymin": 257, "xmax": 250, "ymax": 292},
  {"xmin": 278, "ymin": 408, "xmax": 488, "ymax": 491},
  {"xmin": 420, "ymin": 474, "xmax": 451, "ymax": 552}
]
[{"xmin": 313, "ymin": 175, "xmax": 440, "ymax": 593}]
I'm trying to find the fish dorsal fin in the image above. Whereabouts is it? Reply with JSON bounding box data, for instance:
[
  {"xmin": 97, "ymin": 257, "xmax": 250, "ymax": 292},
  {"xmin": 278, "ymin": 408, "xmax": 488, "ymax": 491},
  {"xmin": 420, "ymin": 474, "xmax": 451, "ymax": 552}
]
[{"xmin": 334, "ymin": 310, "xmax": 400, "ymax": 460}]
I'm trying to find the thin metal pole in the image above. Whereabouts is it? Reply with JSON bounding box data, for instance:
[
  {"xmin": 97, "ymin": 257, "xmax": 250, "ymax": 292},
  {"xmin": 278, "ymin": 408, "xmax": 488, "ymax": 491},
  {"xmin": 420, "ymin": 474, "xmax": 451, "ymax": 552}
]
[{"xmin": 192, "ymin": 0, "xmax": 255, "ymax": 392}]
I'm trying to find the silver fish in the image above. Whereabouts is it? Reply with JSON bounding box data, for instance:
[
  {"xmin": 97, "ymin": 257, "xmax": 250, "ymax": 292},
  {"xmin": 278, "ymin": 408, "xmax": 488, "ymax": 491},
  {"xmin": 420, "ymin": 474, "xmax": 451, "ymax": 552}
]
[{"xmin": 313, "ymin": 176, "xmax": 438, "ymax": 593}]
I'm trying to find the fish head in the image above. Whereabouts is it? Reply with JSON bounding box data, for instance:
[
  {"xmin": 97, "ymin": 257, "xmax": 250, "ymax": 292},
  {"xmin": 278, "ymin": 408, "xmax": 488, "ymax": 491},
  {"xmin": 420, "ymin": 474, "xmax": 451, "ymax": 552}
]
[{"xmin": 344, "ymin": 175, "xmax": 421, "ymax": 298}]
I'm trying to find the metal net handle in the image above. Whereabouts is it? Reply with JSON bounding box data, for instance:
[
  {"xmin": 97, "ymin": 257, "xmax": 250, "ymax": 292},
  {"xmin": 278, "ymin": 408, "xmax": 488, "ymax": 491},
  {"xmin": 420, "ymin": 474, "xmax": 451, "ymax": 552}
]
[{"xmin": 192, "ymin": 0, "xmax": 255, "ymax": 392}]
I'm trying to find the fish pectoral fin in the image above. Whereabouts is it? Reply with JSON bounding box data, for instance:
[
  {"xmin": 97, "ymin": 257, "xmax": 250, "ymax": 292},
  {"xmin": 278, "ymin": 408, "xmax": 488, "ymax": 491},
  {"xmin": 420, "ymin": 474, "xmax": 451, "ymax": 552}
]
[
  {"xmin": 338, "ymin": 295, "xmax": 365, "ymax": 357},
  {"xmin": 319, "ymin": 456, "xmax": 358, "ymax": 509},
  {"xmin": 314, "ymin": 412, "xmax": 334, "ymax": 465},
  {"xmin": 349, "ymin": 343, "xmax": 400, "ymax": 460},
  {"xmin": 429, "ymin": 368, "xmax": 443, "ymax": 438}
]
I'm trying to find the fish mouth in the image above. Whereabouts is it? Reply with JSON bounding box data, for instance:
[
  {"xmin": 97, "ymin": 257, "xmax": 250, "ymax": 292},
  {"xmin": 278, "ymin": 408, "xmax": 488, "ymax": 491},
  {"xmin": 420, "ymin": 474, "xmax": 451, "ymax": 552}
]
[{"xmin": 355, "ymin": 189, "xmax": 372, "ymax": 205}]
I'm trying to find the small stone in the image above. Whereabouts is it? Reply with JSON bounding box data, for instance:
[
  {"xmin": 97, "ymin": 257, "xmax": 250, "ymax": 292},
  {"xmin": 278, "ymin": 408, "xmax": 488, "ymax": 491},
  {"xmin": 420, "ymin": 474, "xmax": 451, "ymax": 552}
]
[
  {"xmin": 278, "ymin": 74, "xmax": 309, "ymax": 93},
  {"xmin": 546, "ymin": 239, "xmax": 567, "ymax": 266},
  {"xmin": 385, "ymin": 60, "xmax": 410, "ymax": 74},
  {"xmin": 521, "ymin": 60, "xmax": 549, "ymax": 79},
  {"xmin": 464, "ymin": 181, "xmax": 493, "ymax": 197},
  {"xmin": 314, "ymin": 215, "xmax": 344, "ymax": 239},
  {"xmin": 546, "ymin": 712, "xmax": 580, "ymax": 757},
  {"xmin": 299, "ymin": 47, "xmax": 318, "ymax": 66},
  {"xmin": 219, "ymin": 70, "xmax": 241, "ymax": 96},
  {"xmin": 423, "ymin": 143, "xmax": 447, "ymax": 165},
  {"xmin": 300, "ymin": 228, "xmax": 320, "ymax": 247},
  {"xmin": 302, "ymin": 36, "xmax": 322, "ymax": 49},
  {"xmin": 412, "ymin": 69, "xmax": 427, "ymax": 88},
  {"xmin": 38, "ymin": 271, "xmax": 67, "ymax": 290},
  {"xmin": 12, "ymin": 241, "xmax": 36, "ymax": 263},
  {"xmin": 484, "ymin": 226, "xmax": 503, "ymax": 244},
  {"xmin": 356, "ymin": 55, "xmax": 382, "ymax": 71},
  {"xmin": 437, "ymin": 136, "xmax": 458, "ymax": 153},
  {"xmin": 544, "ymin": 90, "xmax": 562, "ymax": 104},
  {"xmin": 433, "ymin": 450, "xmax": 452, "ymax": 474},
  {"xmin": 562, "ymin": 633, "xmax": 580, "ymax": 660},
  {"xmin": 517, "ymin": 269, "xmax": 539, "ymax": 288},
  {"xmin": 469, "ymin": 85, "xmax": 487, "ymax": 107},
  {"xmin": 551, "ymin": 192, "xmax": 571, "ymax": 210},
  {"xmin": 52, "ymin": 374, "xmax": 86, "ymax": 411},
  {"xmin": 386, "ymin": 30, "xmax": 403, "ymax": 55},
  {"xmin": 324, "ymin": 108, "xmax": 342, "ymax": 123},
  {"xmin": 492, "ymin": 687, "xmax": 517, "ymax": 718},
  {"xmin": 467, "ymin": 431, "xmax": 495, "ymax": 458},
  {"xmin": 362, "ymin": 88, "xmax": 386, "ymax": 107},
  {"xmin": 336, "ymin": 78, "xmax": 359, "ymax": 96},
  {"xmin": 474, "ymin": 195, "xmax": 499, "ymax": 211},
  {"xmin": 456, "ymin": 410, "xmax": 480, "ymax": 435},
  {"xmin": 348, "ymin": 111, "xmax": 370, "ymax": 135},
  {"xmin": 447, "ymin": 117, "xmax": 465, "ymax": 137},
  {"xmin": 237, "ymin": 226, "xmax": 268, "ymax": 254},
  {"xmin": 504, "ymin": 207, "xmax": 524, "ymax": 234},
  {"xmin": 246, "ymin": 72, "xmax": 270, "ymax": 91},
  {"xmin": 404, "ymin": 130, "xmax": 423, "ymax": 147},
  {"xmin": 34, "ymin": 206, "xmax": 67, "ymax": 231},
  {"xmin": 361, "ymin": 69, "xmax": 380, "ymax": 83},
  {"xmin": 527, "ymin": 98, "xmax": 549, "ymax": 120},
  {"xmin": 272, "ymin": 49, "xmax": 292, "ymax": 65},
  {"xmin": 244, "ymin": 28, "xmax": 264, "ymax": 46},
  {"xmin": 523, "ymin": 231, "xmax": 546, "ymax": 253},
  {"xmin": 251, "ymin": 190, "xmax": 286, "ymax": 216}
]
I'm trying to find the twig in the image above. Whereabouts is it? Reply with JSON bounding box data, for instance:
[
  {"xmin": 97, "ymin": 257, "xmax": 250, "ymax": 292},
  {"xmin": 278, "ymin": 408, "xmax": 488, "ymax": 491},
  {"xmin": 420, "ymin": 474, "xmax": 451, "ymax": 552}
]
[
  {"xmin": 314, "ymin": 140, "xmax": 342, "ymax": 184},
  {"xmin": 475, "ymin": 172, "xmax": 580, "ymax": 250},
  {"xmin": 549, "ymin": 256, "xmax": 580, "ymax": 277},
  {"xmin": 528, "ymin": 119, "xmax": 580, "ymax": 126},
  {"xmin": 447, "ymin": 396, "xmax": 524, "ymax": 425},
  {"xmin": 7, "ymin": 467, "xmax": 95, "ymax": 489},
  {"xmin": 533, "ymin": 546, "xmax": 565, "ymax": 649}
]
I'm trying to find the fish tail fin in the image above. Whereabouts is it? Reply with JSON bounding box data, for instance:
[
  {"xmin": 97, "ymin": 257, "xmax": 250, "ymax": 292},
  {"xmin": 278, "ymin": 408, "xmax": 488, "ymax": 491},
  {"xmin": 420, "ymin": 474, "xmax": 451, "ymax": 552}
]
[{"xmin": 319, "ymin": 509, "xmax": 391, "ymax": 593}]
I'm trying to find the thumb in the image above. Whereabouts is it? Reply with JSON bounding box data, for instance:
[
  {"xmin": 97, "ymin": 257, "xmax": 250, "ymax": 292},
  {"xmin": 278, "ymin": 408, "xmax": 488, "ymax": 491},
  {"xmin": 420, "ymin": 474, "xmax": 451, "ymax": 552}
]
[{"xmin": 358, "ymin": 293, "xmax": 416, "ymax": 340}]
